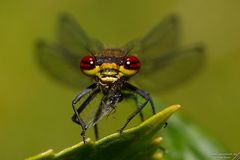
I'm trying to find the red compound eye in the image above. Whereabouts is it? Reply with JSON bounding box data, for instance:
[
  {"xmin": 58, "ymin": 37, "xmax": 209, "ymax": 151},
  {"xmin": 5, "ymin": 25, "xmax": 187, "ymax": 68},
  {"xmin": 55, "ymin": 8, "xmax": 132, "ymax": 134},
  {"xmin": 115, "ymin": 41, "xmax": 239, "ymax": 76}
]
[
  {"xmin": 124, "ymin": 56, "xmax": 141, "ymax": 70},
  {"xmin": 80, "ymin": 56, "xmax": 96, "ymax": 70}
]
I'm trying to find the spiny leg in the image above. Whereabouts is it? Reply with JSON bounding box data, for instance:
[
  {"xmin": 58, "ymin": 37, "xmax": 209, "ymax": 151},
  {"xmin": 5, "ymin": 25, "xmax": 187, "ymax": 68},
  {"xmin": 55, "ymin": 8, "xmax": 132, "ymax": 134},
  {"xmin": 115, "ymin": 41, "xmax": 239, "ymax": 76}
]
[
  {"xmin": 94, "ymin": 124, "xmax": 99, "ymax": 140},
  {"xmin": 72, "ymin": 88, "xmax": 100, "ymax": 124},
  {"xmin": 134, "ymin": 89, "xmax": 156, "ymax": 115},
  {"xmin": 119, "ymin": 98, "xmax": 149, "ymax": 133},
  {"xmin": 72, "ymin": 83, "xmax": 97, "ymax": 142},
  {"xmin": 92, "ymin": 95, "xmax": 108, "ymax": 125},
  {"xmin": 119, "ymin": 82, "xmax": 155, "ymax": 133},
  {"xmin": 123, "ymin": 92, "xmax": 144, "ymax": 122},
  {"xmin": 133, "ymin": 87, "xmax": 167, "ymax": 127},
  {"xmin": 72, "ymin": 89, "xmax": 100, "ymax": 141},
  {"xmin": 124, "ymin": 84, "xmax": 168, "ymax": 128}
]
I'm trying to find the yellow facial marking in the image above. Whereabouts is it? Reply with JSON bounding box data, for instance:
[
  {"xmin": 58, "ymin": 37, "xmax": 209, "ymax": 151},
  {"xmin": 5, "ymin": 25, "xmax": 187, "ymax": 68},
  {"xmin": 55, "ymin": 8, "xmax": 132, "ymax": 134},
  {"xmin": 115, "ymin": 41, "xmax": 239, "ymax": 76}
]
[
  {"xmin": 96, "ymin": 63, "xmax": 122, "ymax": 83},
  {"xmin": 82, "ymin": 62, "xmax": 139, "ymax": 83},
  {"xmin": 100, "ymin": 77, "xmax": 118, "ymax": 82},
  {"xmin": 82, "ymin": 66, "xmax": 100, "ymax": 76},
  {"xmin": 119, "ymin": 66, "xmax": 138, "ymax": 76},
  {"xmin": 100, "ymin": 63, "xmax": 119, "ymax": 70}
]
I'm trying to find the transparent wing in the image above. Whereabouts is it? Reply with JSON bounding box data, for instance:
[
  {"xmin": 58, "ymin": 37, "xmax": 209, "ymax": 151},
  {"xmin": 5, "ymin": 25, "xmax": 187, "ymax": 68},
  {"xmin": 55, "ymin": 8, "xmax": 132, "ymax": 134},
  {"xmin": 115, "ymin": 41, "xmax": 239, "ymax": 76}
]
[
  {"xmin": 36, "ymin": 41, "xmax": 91, "ymax": 89},
  {"xmin": 57, "ymin": 13, "xmax": 104, "ymax": 55},
  {"xmin": 36, "ymin": 14, "xmax": 104, "ymax": 89},
  {"xmin": 124, "ymin": 15, "xmax": 180, "ymax": 57},
  {"xmin": 123, "ymin": 15, "xmax": 205, "ymax": 93},
  {"xmin": 131, "ymin": 45, "xmax": 205, "ymax": 93}
]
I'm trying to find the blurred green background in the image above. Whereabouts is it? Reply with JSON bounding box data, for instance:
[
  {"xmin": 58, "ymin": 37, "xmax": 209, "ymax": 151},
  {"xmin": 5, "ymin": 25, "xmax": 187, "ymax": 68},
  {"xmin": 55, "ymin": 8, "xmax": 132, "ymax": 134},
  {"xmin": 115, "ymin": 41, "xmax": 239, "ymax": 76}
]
[{"xmin": 0, "ymin": 0, "xmax": 239, "ymax": 159}]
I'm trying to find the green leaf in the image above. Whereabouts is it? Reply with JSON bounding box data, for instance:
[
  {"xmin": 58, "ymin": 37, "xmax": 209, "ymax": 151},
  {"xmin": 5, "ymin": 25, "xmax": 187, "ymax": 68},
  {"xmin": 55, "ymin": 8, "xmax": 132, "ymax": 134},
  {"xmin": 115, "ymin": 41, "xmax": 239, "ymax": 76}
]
[
  {"xmin": 26, "ymin": 105, "xmax": 181, "ymax": 160},
  {"xmin": 161, "ymin": 115, "xmax": 230, "ymax": 160},
  {"xmin": 151, "ymin": 97, "xmax": 230, "ymax": 160}
]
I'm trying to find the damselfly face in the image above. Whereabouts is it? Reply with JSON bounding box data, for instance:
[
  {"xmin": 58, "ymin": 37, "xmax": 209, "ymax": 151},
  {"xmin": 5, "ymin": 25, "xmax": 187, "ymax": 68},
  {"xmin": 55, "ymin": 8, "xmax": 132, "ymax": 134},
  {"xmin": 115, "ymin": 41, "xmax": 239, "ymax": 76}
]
[
  {"xmin": 80, "ymin": 49, "xmax": 140, "ymax": 84},
  {"xmin": 36, "ymin": 13, "xmax": 205, "ymax": 142}
]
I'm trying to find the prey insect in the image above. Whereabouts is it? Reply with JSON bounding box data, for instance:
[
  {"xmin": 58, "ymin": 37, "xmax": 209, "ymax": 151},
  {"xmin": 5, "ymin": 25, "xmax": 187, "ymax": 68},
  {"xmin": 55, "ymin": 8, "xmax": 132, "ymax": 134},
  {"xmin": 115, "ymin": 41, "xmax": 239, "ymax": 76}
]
[{"xmin": 36, "ymin": 13, "xmax": 205, "ymax": 142}]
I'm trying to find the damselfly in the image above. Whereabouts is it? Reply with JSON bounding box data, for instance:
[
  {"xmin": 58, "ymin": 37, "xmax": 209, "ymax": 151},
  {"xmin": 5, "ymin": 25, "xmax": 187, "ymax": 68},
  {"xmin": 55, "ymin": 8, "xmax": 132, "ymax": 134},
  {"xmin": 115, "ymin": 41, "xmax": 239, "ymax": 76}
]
[{"xmin": 36, "ymin": 13, "xmax": 204, "ymax": 142}]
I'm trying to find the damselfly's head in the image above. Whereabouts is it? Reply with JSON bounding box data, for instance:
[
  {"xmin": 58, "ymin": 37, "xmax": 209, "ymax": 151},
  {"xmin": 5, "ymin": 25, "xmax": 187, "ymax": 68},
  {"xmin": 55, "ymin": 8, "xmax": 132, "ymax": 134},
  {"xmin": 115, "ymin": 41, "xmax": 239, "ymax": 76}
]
[{"xmin": 80, "ymin": 49, "xmax": 140, "ymax": 84}]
